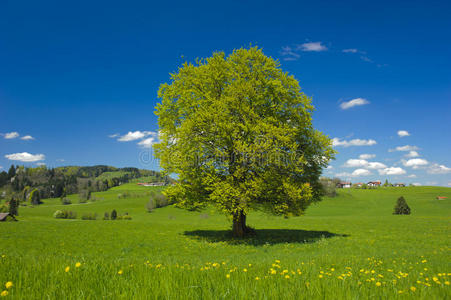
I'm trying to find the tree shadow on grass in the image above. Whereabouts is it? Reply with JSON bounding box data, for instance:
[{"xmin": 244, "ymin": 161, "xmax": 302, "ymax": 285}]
[{"xmin": 183, "ymin": 229, "xmax": 349, "ymax": 246}]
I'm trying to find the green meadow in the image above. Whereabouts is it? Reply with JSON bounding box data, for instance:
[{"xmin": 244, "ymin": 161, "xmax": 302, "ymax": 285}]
[{"xmin": 0, "ymin": 183, "xmax": 450, "ymax": 299}]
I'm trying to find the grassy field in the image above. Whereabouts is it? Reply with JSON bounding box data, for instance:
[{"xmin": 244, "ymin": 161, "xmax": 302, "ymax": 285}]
[{"xmin": 0, "ymin": 183, "xmax": 450, "ymax": 299}]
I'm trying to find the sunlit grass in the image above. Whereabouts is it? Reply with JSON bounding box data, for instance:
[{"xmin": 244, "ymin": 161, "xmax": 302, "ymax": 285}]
[{"xmin": 0, "ymin": 184, "xmax": 450, "ymax": 299}]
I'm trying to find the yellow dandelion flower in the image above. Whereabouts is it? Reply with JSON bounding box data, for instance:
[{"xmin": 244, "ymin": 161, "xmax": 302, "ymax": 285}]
[
  {"xmin": 243, "ymin": 268, "xmax": 247, "ymax": 272},
  {"xmin": 226, "ymin": 274, "xmax": 230, "ymax": 278},
  {"xmin": 410, "ymin": 286, "xmax": 416, "ymax": 292},
  {"xmin": 433, "ymin": 277, "xmax": 438, "ymax": 281},
  {"xmin": 444, "ymin": 281, "xmax": 450, "ymax": 285},
  {"xmin": 1, "ymin": 290, "xmax": 8, "ymax": 297},
  {"xmin": 318, "ymin": 275, "xmax": 323, "ymax": 278},
  {"xmin": 338, "ymin": 276, "xmax": 343, "ymax": 280},
  {"xmin": 75, "ymin": 262, "xmax": 81, "ymax": 268},
  {"xmin": 275, "ymin": 260, "xmax": 280, "ymax": 263},
  {"xmin": 117, "ymin": 270, "xmax": 123, "ymax": 275},
  {"xmin": 376, "ymin": 282, "xmax": 381, "ymax": 287},
  {"xmin": 248, "ymin": 264, "xmax": 252, "ymax": 267},
  {"xmin": 398, "ymin": 290, "xmax": 403, "ymax": 294},
  {"xmin": 4, "ymin": 282, "xmax": 12, "ymax": 289},
  {"xmin": 65, "ymin": 266, "xmax": 70, "ymax": 272},
  {"xmin": 270, "ymin": 269, "xmax": 277, "ymax": 275},
  {"xmin": 285, "ymin": 275, "xmax": 290, "ymax": 279},
  {"xmin": 331, "ymin": 268, "xmax": 335, "ymax": 271},
  {"xmin": 421, "ymin": 260, "xmax": 427, "ymax": 263},
  {"xmin": 255, "ymin": 277, "xmax": 260, "ymax": 280}
]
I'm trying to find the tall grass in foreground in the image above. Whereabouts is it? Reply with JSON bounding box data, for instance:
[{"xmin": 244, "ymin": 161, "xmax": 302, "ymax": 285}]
[{"xmin": 0, "ymin": 185, "xmax": 449, "ymax": 299}]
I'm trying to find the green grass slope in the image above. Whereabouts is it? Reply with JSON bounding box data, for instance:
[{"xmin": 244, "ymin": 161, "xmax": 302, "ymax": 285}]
[{"xmin": 0, "ymin": 184, "xmax": 450, "ymax": 299}]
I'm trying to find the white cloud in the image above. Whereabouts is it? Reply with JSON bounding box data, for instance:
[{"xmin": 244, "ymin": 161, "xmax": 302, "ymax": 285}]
[
  {"xmin": 390, "ymin": 145, "xmax": 419, "ymax": 152},
  {"xmin": 403, "ymin": 158, "xmax": 428, "ymax": 169},
  {"xmin": 405, "ymin": 151, "xmax": 419, "ymax": 158},
  {"xmin": 118, "ymin": 131, "xmax": 147, "ymax": 141},
  {"xmin": 340, "ymin": 98, "xmax": 370, "ymax": 110},
  {"xmin": 326, "ymin": 165, "xmax": 333, "ymax": 169},
  {"xmin": 448, "ymin": 182, "xmax": 451, "ymax": 187},
  {"xmin": 378, "ymin": 167, "xmax": 406, "ymax": 175},
  {"xmin": 137, "ymin": 137, "xmax": 155, "ymax": 148},
  {"xmin": 0, "ymin": 166, "xmax": 3, "ymax": 169},
  {"xmin": 367, "ymin": 162, "xmax": 387, "ymax": 169},
  {"xmin": 280, "ymin": 46, "xmax": 301, "ymax": 61},
  {"xmin": 412, "ymin": 182, "xmax": 421, "ymax": 186},
  {"xmin": 397, "ymin": 130, "xmax": 410, "ymax": 137},
  {"xmin": 108, "ymin": 133, "xmax": 119, "ymax": 138},
  {"xmin": 343, "ymin": 159, "xmax": 386, "ymax": 169},
  {"xmin": 427, "ymin": 163, "xmax": 451, "ymax": 174},
  {"xmin": 5, "ymin": 152, "xmax": 45, "ymax": 162},
  {"xmin": 4, "ymin": 132, "xmax": 19, "ymax": 139},
  {"xmin": 352, "ymin": 169, "xmax": 371, "ymax": 176},
  {"xmin": 36, "ymin": 162, "xmax": 46, "ymax": 166},
  {"xmin": 117, "ymin": 131, "xmax": 156, "ymax": 142},
  {"xmin": 332, "ymin": 138, "xmax": 376, "ymax": 147},
  {"xmin": 300, "ymin": 42, "xmax": 327, "ymax": 52},
  {"xmin": 335, "ymin": 172, "xmax": 351, "ymax": 178},
  {"xmin": 359, "ymin": 154, "xmax": 375, "ymax": 160},
  {"xmin": 336, "ymin": 169, "xmax": 372, "ymax": 178},
  {"xmin": 343, "ymin": 159, "xmax": 368, "ymax": 168},
  {"xmin": 342, "ymin": 48, "xmax": 358, "ymax": 53},
  {"xmin": 407, "ymin": 174, "xmax": 417, "ymax": 178},
  {"xmin": 21, "ymin": 135, "xmax": 34, "ymax": 140}
]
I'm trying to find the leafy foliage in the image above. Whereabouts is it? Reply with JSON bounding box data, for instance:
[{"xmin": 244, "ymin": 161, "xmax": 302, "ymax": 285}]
[
  {"xmin": 393, "ymin": 196, "xmax": 411, "ymax": 215},
  {"xmin": 29, "ymin": 189, "xmax": 41, "ymax": 205},
  {"xmin": 53, "ymin": 210, "xmax": 77, "ymax": 219},
  {"xmin": 9, "ymin": 197, "xmax": 19, "ymax": 216},
  {"xmin": 81, "ymin": 212, "xmax": 97, "ymax": 220},
  {"xmin": 60, "ymin": 198, "xmax": 72, "ymax": 205},
  {"xmin": 154, "ymin": 47, "xmax": 335, "ymax": 236}
]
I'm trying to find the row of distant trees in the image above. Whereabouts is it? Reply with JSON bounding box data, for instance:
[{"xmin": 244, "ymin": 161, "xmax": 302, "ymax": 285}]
[{"xmin": 0, "ymin": 165, "xmax": 169, "ymax": 203}]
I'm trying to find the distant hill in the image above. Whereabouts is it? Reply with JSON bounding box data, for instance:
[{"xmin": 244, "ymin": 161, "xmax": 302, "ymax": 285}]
[{"xmin": 0, "ymin": 165, "xmax": 172, "ymax": 201}]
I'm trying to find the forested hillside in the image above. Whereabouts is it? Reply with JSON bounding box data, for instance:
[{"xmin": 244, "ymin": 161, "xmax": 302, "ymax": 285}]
[{"xmin": 0, "ymin": 165, "xmax": 172, "ymax": 203}]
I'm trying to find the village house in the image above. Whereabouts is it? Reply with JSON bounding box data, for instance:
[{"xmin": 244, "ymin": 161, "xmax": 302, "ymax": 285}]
[
  {"xmin": 393, "ymin": 183, "xmax": 405, "ymax": 187},
  {"xmin": 337, "ymin": 182, "xmax": 352, "ymax": 188},
  {"xmin": 0, "ymin": 213, "xmax": 17, "ymax": 222},
  {"xmin": 367, "ymin": 181, "xmax": 381, "ymax": 187}
]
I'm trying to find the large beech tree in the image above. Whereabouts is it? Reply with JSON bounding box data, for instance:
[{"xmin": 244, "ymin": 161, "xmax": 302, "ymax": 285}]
[{"xmin": 154, "ymin": 47, "xmax": 334, "ymax": 237}]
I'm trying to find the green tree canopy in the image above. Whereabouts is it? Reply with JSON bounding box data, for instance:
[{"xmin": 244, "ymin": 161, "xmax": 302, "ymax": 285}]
[{"xmin": 154, "ymin": 47, "xmax": 335, "ymax": 237}]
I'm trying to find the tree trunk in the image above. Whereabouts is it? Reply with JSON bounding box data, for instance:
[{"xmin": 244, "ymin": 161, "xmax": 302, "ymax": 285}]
[{"xmin": 232, "ymin": 210, "xmax": 247, "ymax": 238}]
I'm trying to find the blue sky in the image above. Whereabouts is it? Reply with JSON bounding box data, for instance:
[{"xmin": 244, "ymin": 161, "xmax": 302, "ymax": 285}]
[{"xmin": 1, "ymin": 0, "xmax": 450, "ymax": 186}]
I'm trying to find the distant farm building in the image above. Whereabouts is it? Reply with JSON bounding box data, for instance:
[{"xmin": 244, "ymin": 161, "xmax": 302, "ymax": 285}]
[
  {"xmin": 367, "ymin": 181, "xmax": 381, "ymax": 187},
  {"xmin": 0, "ymin": 213, "xmax": 17, "ymax": 222},
  {"xmin": 394, "ymin": 183, "xmax": 405, "ymax": 187},
  {"xmin": 354, "ymin": 182, "xmax": 364, "ymax": 188},
  {"xmin": 337, "ymin": 182, "xmax": 352, "ymax": 188}
]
